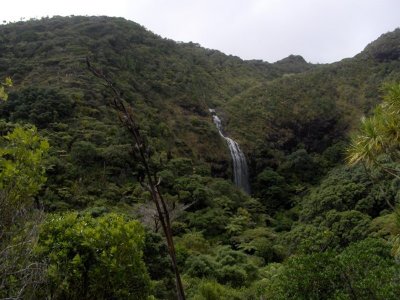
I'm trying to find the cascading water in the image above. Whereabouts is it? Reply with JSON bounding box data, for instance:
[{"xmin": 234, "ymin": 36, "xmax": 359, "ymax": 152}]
[{"xmin": 209, "ymin": 109, "xmax": 251, "ymax": 194}]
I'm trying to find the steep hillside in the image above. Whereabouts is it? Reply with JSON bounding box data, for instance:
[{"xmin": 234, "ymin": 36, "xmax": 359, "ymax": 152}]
[
  {"xmin": 1, "ymin": 16, "xmax": 400, "ymax": 300},
  {"xmin": 226, "ymin": 30, "xmax": 400, "ymax": 147},
  {"xmin": 0, "ymin": 16, "xmax": 317, "ymax": 205},
  {"xmin": 0, "ymin": 16, "xmax": 399, "ymax": 206},
  {"xmin": 224, "ymin": 29, "xmax": 400, "ymax": 182}
]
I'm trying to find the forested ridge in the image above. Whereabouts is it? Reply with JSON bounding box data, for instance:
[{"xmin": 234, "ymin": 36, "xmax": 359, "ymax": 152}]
[{"xmin": 1, "ymin": 16, "xmax": 400, "ymax": 299}]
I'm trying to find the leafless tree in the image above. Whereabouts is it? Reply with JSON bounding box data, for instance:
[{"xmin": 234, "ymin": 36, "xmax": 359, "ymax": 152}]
[{"xmin": 87, "ymin": 58, "xmax": 186, "ymax": 300}]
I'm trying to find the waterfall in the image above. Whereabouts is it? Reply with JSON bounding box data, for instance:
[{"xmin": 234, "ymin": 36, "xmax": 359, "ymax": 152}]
[{"xmin": 209, "ymin": 109, "xmax": 251, "ymax": 194}]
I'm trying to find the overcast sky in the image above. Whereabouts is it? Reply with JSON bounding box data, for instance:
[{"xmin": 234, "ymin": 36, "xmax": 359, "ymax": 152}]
[{"xmin": 1, "ymin": 0, "xmax": 399, "ymax": 63}]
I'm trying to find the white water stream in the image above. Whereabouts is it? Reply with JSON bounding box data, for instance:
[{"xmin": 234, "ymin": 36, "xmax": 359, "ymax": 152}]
[{"xmin": 209, "ymin": 109, "xmax": 250, "ymax": 194}]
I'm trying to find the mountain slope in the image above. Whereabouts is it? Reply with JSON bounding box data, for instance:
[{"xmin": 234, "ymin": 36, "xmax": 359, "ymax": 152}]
[
  {"xmin": 0, "ymin": 16, "xmax": 399, "ymax": 206},
  {"xmin": 1, "ymin": 16, "xmax": 400, "ymax": 300}
]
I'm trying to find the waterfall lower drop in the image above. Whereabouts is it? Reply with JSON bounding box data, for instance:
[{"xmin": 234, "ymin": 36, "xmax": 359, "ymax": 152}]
[{"xmin": 209, "ymin": 109, "xmax": 251, "ymax": 194}]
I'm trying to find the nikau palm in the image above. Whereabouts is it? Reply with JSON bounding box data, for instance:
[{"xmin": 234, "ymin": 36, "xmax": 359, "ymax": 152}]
[
  {"xmin": 347, "ymin": 83, "xmax": 400, "ymax": 262},
  {"xmin": 347, "ymin": 83, "xmax": 400, "ymax": 179}
]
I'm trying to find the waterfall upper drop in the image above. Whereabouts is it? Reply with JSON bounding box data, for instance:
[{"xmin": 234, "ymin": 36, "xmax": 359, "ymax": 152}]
[{"xmin": 209, "ymin": 109, "xmax": 251, "ymax": 194}]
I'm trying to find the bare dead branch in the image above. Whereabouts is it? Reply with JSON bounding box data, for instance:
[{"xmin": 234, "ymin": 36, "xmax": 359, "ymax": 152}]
[{"xmin": 86, "ymin": 58, "xmax": 186, "ymax": 300}]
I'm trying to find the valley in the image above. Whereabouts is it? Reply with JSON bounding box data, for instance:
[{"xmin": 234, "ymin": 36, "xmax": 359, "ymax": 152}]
[{"xmin": 0, "ymin": 16, "xmax": 400, "ymax": 299}]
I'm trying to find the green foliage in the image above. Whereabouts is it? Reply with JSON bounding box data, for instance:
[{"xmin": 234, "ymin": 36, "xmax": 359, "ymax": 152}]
[
  {"xmin": 277, "ymin": 210, "xmax": 371, "ymax": 256},
  {"xmin": 185, "ymin": 254, "xmax": 220, "ymax": 279},
  {"xmin": 370, "ymin": 212, "xmax": 400, "ymax": 239},
  {"xmin": 36, "ymin": 212, "xmax": 151, "ymax": 299},
  {"xmin": 300, "ymin": 164, "xmax": 394, "ymax": 220},
  {"xmin": 278, "ymin": 148, "xmax": 325, "ymax": 184},
  {"xmin": 278, "ymin": 223, "xmax": 336, "ymax": 256},
  {"xmin": 185, "ymin": 278, "xmax": 243, "ymax": 300},
  {"xmin": 0, "ymin": 124, "xmax": 48, "ymax": 299},
  {"xmin": 0, "ymin": 125, "xmax": 49, "ymax": 229},
  {"xmin": 1, "ymin": 16, "xmax": 400, "ymax": 298},
  {"xmin": 335, "ymin": 238, "xmax": 400, "ymax": 299},
  {"xmin": 187, "ymin": 206, "xmax": 231, "ymax": 237},
  {"xmin": 167, "ymin": 157, "xmax": 194, "ymax": 177},
  {"xmin": 362, "ymin": 28, "xmax": 400, "ymax": 61},
  {"xmin": 1, "ymin": 88, "xmax": 74, "ymax": 128},
  {"xmin": 225, "ymin": 208, "xmax": 253, "ymax": 235},
  {"xmin": 184, "ymin": 245, "xmax": 258, "ymax": 288},
  {"xmin": 254, "ymin": 168, "xmax": 289, "ymax": 211},
  {"xmin": 70, "ymin": 140, "xmax": 100, "ymax": 165},
  {"xmin": 214, "ymin": 246, "xmax": 258, "ymax": 287},
  {"xmin": 231, "ymin": 227, "xmax": 280, "ymax": 263},
  {"xmin": 0, "ymin": 76, "xmax": 12, "ymax": 101},
  {"xmin": 319, "ymin": 210, "xmax": 371, "ymax": 247},
  {"xmin": 257, "ymin": 238, "xmax": 400, "ymax": 300},
  {"xmin": 143, "ymin": 231, "xmax": 176, "ymax": 299},
  {"xmin": 273, "ymin": 251, "xmax": 340, "ymax": 299},
  {"xmin": 347, "ymin": 82, "xmax": 400, "ymax": 174},
  {"xmin": 176, "ymin": 231, "xmax": 211, "ymax": 256}
]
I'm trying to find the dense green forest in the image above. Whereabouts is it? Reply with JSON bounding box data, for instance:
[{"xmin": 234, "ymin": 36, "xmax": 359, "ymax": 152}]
[{"xmin": 1, "ymin": 16, "xmax": 400, "ymax": 299}]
